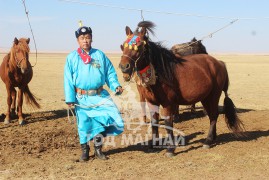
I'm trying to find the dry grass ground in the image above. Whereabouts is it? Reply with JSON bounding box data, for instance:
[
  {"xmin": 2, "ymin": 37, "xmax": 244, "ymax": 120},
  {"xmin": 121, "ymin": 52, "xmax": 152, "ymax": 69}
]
[{"xmin": 0, "ymin": 53, "xmax": 268, "ymax": 179}]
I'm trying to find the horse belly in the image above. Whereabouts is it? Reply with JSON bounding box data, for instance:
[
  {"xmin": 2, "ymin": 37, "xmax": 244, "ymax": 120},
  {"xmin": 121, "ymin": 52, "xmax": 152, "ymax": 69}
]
[{"xmin": 175, "ymin": 61, "xmax": 213, "ymax": 104}]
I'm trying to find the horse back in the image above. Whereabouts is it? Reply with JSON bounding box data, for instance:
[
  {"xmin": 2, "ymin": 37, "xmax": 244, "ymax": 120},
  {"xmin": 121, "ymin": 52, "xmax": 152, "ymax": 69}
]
[{"xmin": 173, "ymin": 54, "xmax": 228, "ymax": 104}]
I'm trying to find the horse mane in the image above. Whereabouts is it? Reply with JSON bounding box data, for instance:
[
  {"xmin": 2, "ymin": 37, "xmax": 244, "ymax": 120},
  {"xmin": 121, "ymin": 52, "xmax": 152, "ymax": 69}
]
[
  {"xmin": 9, "ymin": 38, "xmax": 30, "ymax": 68},
  {"xmin": 147, "ymin": 41, "xmax": 183, "ymax": 86},
  {"xmin": 134, "ymin": 21, "xmax": 184, "ymax": 87}
]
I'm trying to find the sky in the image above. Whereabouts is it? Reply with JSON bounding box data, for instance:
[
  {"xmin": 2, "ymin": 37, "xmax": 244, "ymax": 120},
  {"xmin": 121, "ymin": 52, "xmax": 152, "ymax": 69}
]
[{"xmin": 0, "ymin": 0, "xmax": 269, "ymax": 54}]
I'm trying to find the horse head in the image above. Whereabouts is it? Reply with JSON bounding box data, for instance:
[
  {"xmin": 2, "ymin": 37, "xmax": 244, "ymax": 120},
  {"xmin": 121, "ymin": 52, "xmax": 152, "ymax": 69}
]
[
  {"xmin": 10, "ymin": 37, "xmax": 31, "ymax": 74},
  {"xmin": 119, "ymin": 21, "xmax": 154, "ymax": 82},
  {"xmin": 191, "ymin": 37, "xmax": 208, "ymax": 54}
]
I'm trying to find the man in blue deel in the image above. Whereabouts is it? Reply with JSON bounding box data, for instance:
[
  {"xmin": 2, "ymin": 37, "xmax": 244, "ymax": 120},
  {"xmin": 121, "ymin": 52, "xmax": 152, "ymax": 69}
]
[{"xmin": 64, "ymin": 24, "xmax": 124, "ymax": 162}]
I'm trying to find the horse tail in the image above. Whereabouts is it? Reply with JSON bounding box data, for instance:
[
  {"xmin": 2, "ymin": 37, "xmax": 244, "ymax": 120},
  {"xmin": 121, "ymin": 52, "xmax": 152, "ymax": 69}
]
[
  {"xmin": 222, "ymin": 65, "xmax": 245, "ymax": 137},
  {"xmin": 24, "ymin": 85, "xmax": 41, "ymax": 109}
]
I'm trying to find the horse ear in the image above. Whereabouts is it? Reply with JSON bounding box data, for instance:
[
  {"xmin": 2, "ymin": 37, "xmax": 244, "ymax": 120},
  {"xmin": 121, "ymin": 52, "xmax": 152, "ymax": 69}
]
[
  {"xmin": 192, "ymin": 37, "xmax": 197, "ymax": 42},
  {"xmin": 14, "ymin": 37, "xmax": 19, "ymax": 45},
  {"xmin": 26, "ymin": 38, "xmax": 30, "ymax": 44},
  {"xmin": 125, "ymin": 26, "xmax": 133, "ymax": 36}
]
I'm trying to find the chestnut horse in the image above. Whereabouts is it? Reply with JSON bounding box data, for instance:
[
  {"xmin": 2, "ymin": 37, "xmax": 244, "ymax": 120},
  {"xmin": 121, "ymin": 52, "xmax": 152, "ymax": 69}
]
[
  {"xmin": 0, "ymin": 37, "xmax": 40, "ymax": 125},
  {"xmin": 137, "ymin": 37, "xmax": 208, "ymax": 123},
  {"xmin": 119, "ymin": 21, "xmax": 244, "ymax": 157}
]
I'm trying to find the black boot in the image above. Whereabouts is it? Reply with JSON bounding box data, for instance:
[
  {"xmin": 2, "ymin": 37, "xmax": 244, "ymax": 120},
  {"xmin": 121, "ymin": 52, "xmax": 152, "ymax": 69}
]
[
  {"xmin": 80, "ymin": 143, "xmax": 89, "ymax": 162},
  {"xmin": 94, "ymin": 136, "xmax": 108, "ymax": 160}
]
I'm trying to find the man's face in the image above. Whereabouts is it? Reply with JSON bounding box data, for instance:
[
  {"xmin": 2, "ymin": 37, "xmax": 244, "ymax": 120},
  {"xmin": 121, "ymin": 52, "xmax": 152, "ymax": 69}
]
[{"xmin": 77, "ymin": 34, "xmax": 92, "ymax": 51}]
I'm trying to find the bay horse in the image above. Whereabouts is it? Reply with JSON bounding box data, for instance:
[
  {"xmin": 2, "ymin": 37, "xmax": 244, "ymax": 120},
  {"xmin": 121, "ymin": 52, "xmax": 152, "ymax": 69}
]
[
  {"xmin": 171, "ymin": 37, "xmax": 207, "ymax": 57},
  {"xmin": 0, "ymin": 37, "xmax": 40, "ymax": 125},
  {"xmin": 136, "ymin": 37, "xmax": 208, "ymax": 123},
  {"xmin": 119, "ymin": 21, "xmax": 244, "ymax": 157}
]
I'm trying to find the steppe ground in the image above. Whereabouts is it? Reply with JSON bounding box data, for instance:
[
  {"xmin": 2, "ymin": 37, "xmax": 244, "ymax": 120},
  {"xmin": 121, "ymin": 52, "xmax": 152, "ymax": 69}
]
[{"xmin": 0, "ymin": 53, "xmax": 268, "ymax": 179}]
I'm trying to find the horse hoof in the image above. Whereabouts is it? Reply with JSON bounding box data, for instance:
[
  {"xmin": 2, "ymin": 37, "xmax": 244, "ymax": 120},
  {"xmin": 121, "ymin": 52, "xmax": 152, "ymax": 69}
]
[
  {"xmin": 19, "ymin": 120, "xmax": 26, "ymax": 126},
  {"xmin": 203, "ymin": 144, "xmax": 210, "ymax": 149},
  {"xmin": 165, "ymin": 152, "xmax": 175, "ymax": 157},
  {"xmin": 4, "ymin": 119, "xmax": 10, "ymax": 125}
]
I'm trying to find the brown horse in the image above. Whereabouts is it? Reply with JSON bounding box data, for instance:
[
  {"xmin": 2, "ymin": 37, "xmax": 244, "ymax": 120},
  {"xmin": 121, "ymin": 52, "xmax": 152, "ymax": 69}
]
[
  {"xmin": 136, "ymin": 37, "xmax": 208, "ymax": 123},
  {"xmin": 172, "ymin": 37, "xmax": 208, "ymax": 113},
  {"xmin": 171, "ymin": 37, "xmax": 207, "ymax": 56},
  {"xmin": 0, "ymin": 37, "xmax": 40, "ymax": 125},
  {"xmin": 119, "ymin": 21, "xmax": 244, "ymax": 157}
]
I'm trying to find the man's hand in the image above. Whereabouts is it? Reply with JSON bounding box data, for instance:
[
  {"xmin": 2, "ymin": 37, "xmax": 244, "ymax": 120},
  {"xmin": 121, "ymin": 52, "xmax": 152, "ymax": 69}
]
[
  {"xmin": 115, "ymin": 86, "xmax": 123, "ymax": 95},
  {"xmin": 67, "ymin": 103, "xmax": 74, "ymax": 107}
]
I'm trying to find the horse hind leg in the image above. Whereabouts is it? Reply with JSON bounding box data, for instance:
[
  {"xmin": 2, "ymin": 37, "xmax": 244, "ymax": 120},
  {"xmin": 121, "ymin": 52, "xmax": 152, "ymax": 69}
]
[{"xmin": 201, "ymin": 98, "xmax": 220, "ymax": 148}]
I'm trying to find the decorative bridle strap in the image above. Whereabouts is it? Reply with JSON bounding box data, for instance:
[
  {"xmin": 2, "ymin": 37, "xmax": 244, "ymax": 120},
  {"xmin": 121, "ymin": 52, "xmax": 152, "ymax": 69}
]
[{"xmin": 122, "ymin": 53, "xmax": 143, "ymax": 68}]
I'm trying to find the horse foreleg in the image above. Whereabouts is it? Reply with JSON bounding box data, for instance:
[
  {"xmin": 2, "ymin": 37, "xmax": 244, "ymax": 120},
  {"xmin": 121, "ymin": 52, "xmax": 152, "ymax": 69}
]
[
  {"xmin": 148, "ymin": 103, "xmax": 160, "ymax": 149},
  {"xmin": 17, "ymin": 88, "xmax": 25, "ymax": 125},
  {"xmin": 11, "ymin": 87, "xmax": 17, "ymax": 118},
  {"xmin": 164, "ymin": 115, "xmax": 175, "ymax": 157},
  {"xmin": 4, "ymin": 86, "xmax": 12, "ymax": 124},
  {"xmin": 162, "ymin": 106, "xmax": 176, "ymax": 157},
  {"xmin": 140, "ymin": 101, "xmax": 147, "ymax": 123}
]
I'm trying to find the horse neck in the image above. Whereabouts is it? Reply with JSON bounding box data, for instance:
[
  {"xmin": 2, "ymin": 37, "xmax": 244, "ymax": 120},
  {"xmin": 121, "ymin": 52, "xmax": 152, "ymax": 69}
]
[{"xmin": 147, "ymin": 41, "xmax": 180, "ymax": 88}]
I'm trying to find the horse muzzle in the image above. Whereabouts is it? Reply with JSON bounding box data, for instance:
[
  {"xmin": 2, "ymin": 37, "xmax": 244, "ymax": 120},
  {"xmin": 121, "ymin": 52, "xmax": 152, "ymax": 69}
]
[
  {"xmin": 122, "ymin": 73, "xmax": 131, "ymax": 81},
  {"xmin": 20, "ymin": 67, "xmax": 30, "ymax": 74},
  {"xmin": 119, "ymin": 63, "xmax": 133, "ymax": 81}
]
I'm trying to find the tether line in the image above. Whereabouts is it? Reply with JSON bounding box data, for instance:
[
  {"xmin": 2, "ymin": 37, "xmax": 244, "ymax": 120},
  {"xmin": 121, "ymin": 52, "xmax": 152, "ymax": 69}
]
[
  {"xmin": 58, "ymin": 0, "xmax": 269, "ymax": 20},
  {"xmin": 22, "ymin": 0, "xmax": 38, "ymax": 67}
]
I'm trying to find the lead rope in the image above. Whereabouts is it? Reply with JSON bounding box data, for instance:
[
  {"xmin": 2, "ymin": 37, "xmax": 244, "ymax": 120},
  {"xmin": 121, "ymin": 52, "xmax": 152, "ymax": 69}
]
[
  {"xmin": 177, "ymin": 19, "xmax": 239, "ymax": 51},
  {"xmin": 67, "ymin": 106, "xmax": 76, "ymax": 124},
  {"xmin": 66, "ymin": 84, "xmax": 132, "ymax": 124},
  {"xmin": 22, "ymin": 0, "xmax": 38, "ymax": 67}
]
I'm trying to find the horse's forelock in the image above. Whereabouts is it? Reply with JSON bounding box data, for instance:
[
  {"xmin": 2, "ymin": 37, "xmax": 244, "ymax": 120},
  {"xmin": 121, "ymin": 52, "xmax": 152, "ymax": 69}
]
[
  {"xmin": 19, "ymin": 38, "xmax": 30, "ymax": 52},
  {"xmin": 135, "ymin": 21, "xmax": 156, "ymax": 37}
]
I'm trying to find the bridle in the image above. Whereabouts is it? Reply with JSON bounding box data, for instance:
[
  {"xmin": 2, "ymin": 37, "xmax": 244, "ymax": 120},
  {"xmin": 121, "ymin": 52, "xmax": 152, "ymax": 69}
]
[
  {"xmin": 121, "ymin": 39, "xmax": 147, "ymax": 69},
  {"xmin": 12, "ymin": 45, "xmax": 29, "ymax": 69},
  {"xmin": 14, "ymin": 52, "xmax": 27, "ymax": 68},
  {"xmin": 121, "ymin": 52, "xmax": 144, "ymax": 69}
]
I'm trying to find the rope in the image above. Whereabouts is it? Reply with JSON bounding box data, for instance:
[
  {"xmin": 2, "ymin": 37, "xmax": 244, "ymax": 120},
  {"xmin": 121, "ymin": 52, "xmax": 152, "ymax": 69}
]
[
  {"xmin": 58, "ymin": 0, "xmax": 269, "ymax": 20},
  {"xmin": 67, "ymin": 107, "xmax": 76, "ymax": 124},
  {"xmin": 21, "ymin": 0, "xmax": 38, "ymax": 67},
  {"xmin": 141, "ymin": 10, "xmax": 144, "ymax": 21},
  {"xmin": 200, "ymin": 19, "xmax": 239, "ymax": 41},
  {"xmin": 175, "ymin": 19, "xmax": 239, "ymax": 51},
  {"xmin": 66, "ymin": 86, "xmax": 131, "ymax": 123}
]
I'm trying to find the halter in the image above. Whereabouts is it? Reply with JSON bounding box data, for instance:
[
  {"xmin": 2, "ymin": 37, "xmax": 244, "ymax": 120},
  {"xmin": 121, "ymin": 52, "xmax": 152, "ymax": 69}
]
[
  {"xmin": 122, "ymin": 45, "xmax": 157, "ymax": 86},
  {"xmin": 14, "ymin": 53, "xmax": 26, "ymax": 68},
  {"xmin": 121, "ymin": 52, "xmax": 144, "ymax": 69},
  {"xmin": 11, "ymin": 40, "xmax": 29, "ymax": 69}
]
